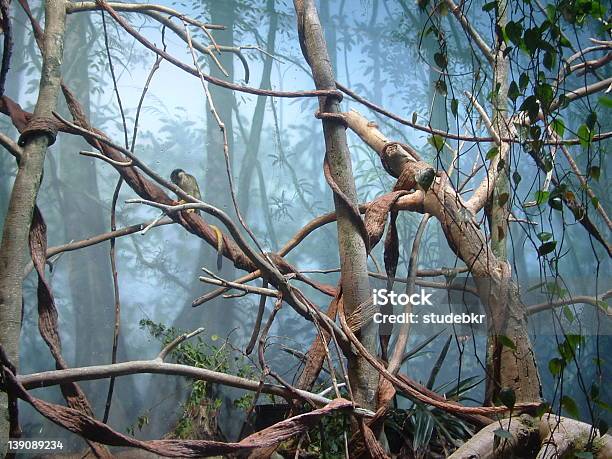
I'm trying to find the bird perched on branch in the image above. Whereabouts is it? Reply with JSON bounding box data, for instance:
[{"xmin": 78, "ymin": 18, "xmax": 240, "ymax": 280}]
[
  {"xmin": 170, "ymin": 168, "xmax": 202, "ymax": 212},
  {"xmin": 170, "ymin": 168, "xmax": 223, "ymax": 270}
]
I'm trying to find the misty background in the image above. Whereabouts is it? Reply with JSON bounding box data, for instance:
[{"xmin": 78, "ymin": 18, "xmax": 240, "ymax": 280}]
[{"xmin": 0, "ymin": 0, "xmax": 610, "ymax": 449}]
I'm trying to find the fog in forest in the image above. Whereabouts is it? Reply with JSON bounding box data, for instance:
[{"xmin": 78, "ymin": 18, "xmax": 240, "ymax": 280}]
[{"xmin": 0, "ymin": 0, "xmax": 610, "ymax": 454}]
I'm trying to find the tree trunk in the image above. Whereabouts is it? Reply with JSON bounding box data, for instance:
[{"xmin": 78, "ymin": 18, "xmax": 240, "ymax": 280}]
[
  {"xmin": 345, "ymin": 110, "xmax": 542, "ymax": 405},
  {"xmin": 0, "ymin": 2, "xmax": 26, "ymax": 226},
  {"xmin": 294, "ymin": 0, "xmax": 378, "ymax": 410},
  {"xmin": 237, "ymin": 0, "xmax": 277, "ymax": 218},
  {"xmin": 58, "ymin": 14, "xmax": 113, "ymax": 416},
  {"xmin": 0, "ymin": 0, "xmax": 67, "ymax": 453}
]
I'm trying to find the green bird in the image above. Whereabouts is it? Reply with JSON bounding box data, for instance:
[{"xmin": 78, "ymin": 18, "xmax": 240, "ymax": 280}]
[{"xmin": 170, "ymin": 168, "xmax": 223, "ymax": 270}]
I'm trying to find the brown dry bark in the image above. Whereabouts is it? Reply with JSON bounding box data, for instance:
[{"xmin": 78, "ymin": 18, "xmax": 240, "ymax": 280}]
[{"xmin": 0, "ymin": 0, "xmax": 67, "ymax": 453}]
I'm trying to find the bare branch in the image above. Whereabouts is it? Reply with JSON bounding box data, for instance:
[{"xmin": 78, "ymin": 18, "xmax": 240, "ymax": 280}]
[
  {"xmin": 337, "ymin": 83, "xmax": 612, "ymax": 145},
  {"xmin": 156, "ymin": 328, "xmax": 205, "ymax": 361},
  {"xmin": 23, "ymin": 218, "xmax": 174, "ymax": 277},
  {"xmin": 92, "ymin": 0, "xmax": 342, "ymax": 100},
  {"xmin": 387, "ymin": 215, "xmax": 431, "ymax": 375},
  {"xmin": 16, "ymin": 359, "xmax": 375, "ymax": 418},
  {"xmin": 65, "ymin": 1, "xmax": 224, "ymax": 29},
  {"xmin": 527, "ymin": 290, "xmax": 611, "ymax": 316},
  {"xmin": 464, "ymin": 91, "xmax": 512, "ymax": 213},
  {"xmin": 79, "ymin": 150, "xmax": 132, "ymax": 167},
  {"xmin": 550, "ymin": 128, "xmax": 612, "ymax": 232},
  {"xmin": 444, "ymin": 0, "xmax": 494, "ymax": 63},
  {"xmin": 198, "ymin": 269, "xmax": 280, "ymax": 298},
  {"xmin": 0, "ymin": 132, "xmax": 22, "ymax": 160}
]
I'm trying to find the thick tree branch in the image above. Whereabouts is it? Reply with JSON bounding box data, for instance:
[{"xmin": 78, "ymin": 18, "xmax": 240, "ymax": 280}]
[
  {"xmin": 0, "ymin": 0, "xmax": 67, "ymax": 453},
  {"xmin": 15, "ymin": 360, "xmax": 375, "ymax": 418},
  {"xmin": 294, "ymin": 0, "xmax": 378, "ymax": 410}
]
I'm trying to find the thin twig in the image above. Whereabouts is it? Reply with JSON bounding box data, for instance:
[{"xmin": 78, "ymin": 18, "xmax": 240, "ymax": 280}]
[
  {"xmin": 387, "ymin": 214, "xmax": 431, "ymax": 375},
  {"xmin": 0, "ymin": 132, "xmax": 22, "ymax": 161},
  {"xmin": 184, "ymin": 21, "xmax": 279, "ymax": 275},
  {"xmin": 79, "ymin": 150, "xmax": 132, "ymax": 167},
  {"xmin": 198, "ymin": 270, "xmax": 279, "ymax": 297},
  {"xmin": 156, "ymin": 328, "xmax": 206, "ymax": 361},
  {"xmin": 245, "ymin": 280, "xmax": 269, "ymax": 355},
  {"xmin": 94, "ymin": 0, "xmax": 342, "ymax": 99}
]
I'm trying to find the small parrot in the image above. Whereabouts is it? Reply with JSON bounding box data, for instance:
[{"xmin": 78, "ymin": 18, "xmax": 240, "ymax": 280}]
[{"xmin": 170, "ymin": 168, "xmax": 223, "ymax": 270}]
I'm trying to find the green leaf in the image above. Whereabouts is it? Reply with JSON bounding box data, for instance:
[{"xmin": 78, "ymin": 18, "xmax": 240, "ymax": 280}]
[
  {"xmin": 543, "ymin": 50, "xmax": 556, "ymax": 70},
  {"xmin": 588, "ymin": 166, "xmax": 600, "ymax": 181},
  {"xmin": 557, "ymin": 94, "xmax": 570, "ymax": 109},
  {"xmin": 548, "ymin": 196, "xmax": 563, "ymax": 211},
  {"xmin": 535, "ymin": 402, "xmax": 551, "ymax": 418},
  {"xmin": 435, "ymin": 79, "xmax": 447, "ymax": 95},
  {"xmin": 519, "ymin": 95, "xmax": 540, "ymax": 122},
  {"xmin": 519, "ymin": 73, "xmax": 529, "ymax": 91},
  {"xmin": 590, "ymin": 383, "xmax": 600, "ymax": 400},
  {"xmin": 451, "ymin": 98, "xmax": 458, "ymax": 116},
  {"xmin": 508, "ymin": 81, "xmax": 520, "ymax": 102},
  {"xmin": 536, "ymin": 83, "xmax": 554, "ymax": 109},
  {"xmin": 537, "ymin": 241, "xmax": 557, "ymax": 257},
  {"xmin": 486, "ymin": 146, "xmax": 499, "ymax": 160},
  {"xmin": 563, "ymin": 305, "xmax": 574, "ymax": 322},
  {"xmin": 498, "ymin": 192, "xmax": 509, "ymax": 207},
  {"xmin": 559, "ymin": 35, "xmax": 572, "ymax": 48},
  {"xmin": 428, "ymin": 135, "xmax": 445, "ymax": 152},
  {"xmin": 561, "ymin": 395, "xmax": 579, "ymax": 419},
  {"xmin": 498, "ymin": 335, "xmax": 516, "ymax": 350},
  {"xmin": 512, "ymin": 171, "xmax": 521, "ymax": 184},
  {"xmin": 434, "ymin": 52, "xmax": 447, "ymax": 69},
  {"xmin": 493, "ymin": 428, "xmax": 513, "ymax": 440},
  {"xmin": 498, "ymin": 387, "xmax": 516, "ymax": 410},
  {"xmin": 551, "ymin": 118, "xmax": 565, "ymax": 137},
  {"xmin": 505, "ymin": 21, "xmax": 523, "ymax": 46},
  {"xmin": 577, "ymin": 124, "xmax": 593, "ymax": 147},
  {"xmin": 537, "ymin": 232, "xmax": 553, "ymax": 242},
  {"xmin": 412, "ymin": 112, "xmax": 418, "ymax": 124},
  {"xmin": 548, "ymin": 357, "xmax": 564, "ymax": 376},
  {"xmin": 482, "ymin": 1, "xmax": 496, "ymax": 12},
  {"xmin": 594, "ymin": 399, "xmax": 612, "ymax": 411},
  {"xmin": 598, "ymin": 96, "xmax": 612, "ymax": 108},
  {"xmin": 524, "ymin": 28, "xmax": 540, "ymax": 54},
  {"xmin": 535, "ymin": 190, "xmax": 550, "ymax": 205},
  {"xmin": 598, "ymin": 419, "xmax": 609, "ymax": 436},
  {"xmin": 586, "ymin": 111, "xmax": 598, "ymax": 130}
]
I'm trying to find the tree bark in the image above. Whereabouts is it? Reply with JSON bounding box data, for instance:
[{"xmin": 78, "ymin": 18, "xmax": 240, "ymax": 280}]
[
  {"xmin": 345, "ymin": 109, "xmax": 542, "ymax": 405},
  {"xmin": 0, "ymin": 0, "xmax": 67, "ymax": 453},
  {"xmin": 293, "ymin": 0, "xmax": 378, "ymax": 410}
]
